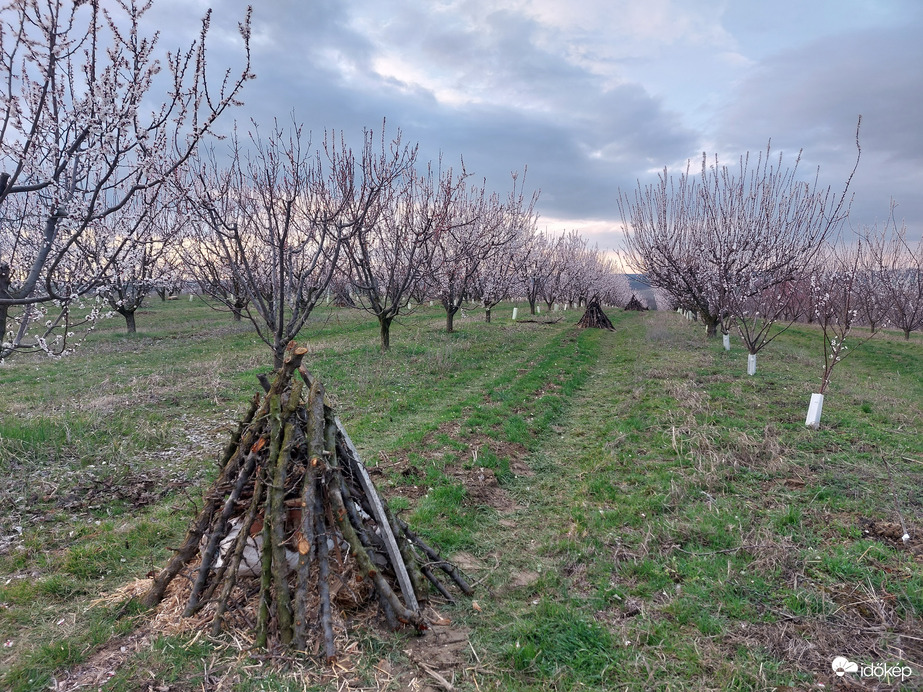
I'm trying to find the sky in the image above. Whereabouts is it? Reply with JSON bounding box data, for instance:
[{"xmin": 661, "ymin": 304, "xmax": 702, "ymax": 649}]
[{"xmin": 148, "ymin": 0, "xmax": 923, "ymax": 251}]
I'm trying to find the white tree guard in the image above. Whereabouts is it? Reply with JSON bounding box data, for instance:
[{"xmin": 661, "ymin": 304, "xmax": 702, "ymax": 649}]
[{"xmin": 805, "ymin": 393, "xmax": 824, "ymax": 428}]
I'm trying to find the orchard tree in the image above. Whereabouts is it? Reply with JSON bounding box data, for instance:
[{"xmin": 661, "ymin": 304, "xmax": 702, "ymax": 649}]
[
  {"xmin": 619, "ymin": 167, "xmax": 723, "ymax": 335},
  {"xmin": 620, "ymin": 123, "xmax": 860, "ymax": 352},
  {"xmin": 425, "ymin": 179, "xmax": 511, "ymax": 333},
  {"xmin": 179, "ymin": 218, "xmax": 252, "ymax": 321},
  {"xmin": 852, "ymin": 261, "xmax": 889, "ymax": 332},
  {"xmin": 562, "ymin": 238, "xmax": 625, "ymax": 308},
  {"xmin": 812, "ymin": 236, "xmax": 883, "ymax": 393},
  {"xmin": 702, "ymin": 143, "xmax": 858, "ymax": 370},
  {"xmin": 515, "ymin": 231, "xmax": 563, "ymax": 316},
  {"xmin": 184, "ymin": 121, "xmax": 409, "ymax": 367},
  {"xmin": 774, "ymin": 275, "xmax": 815, "ymax": 324},
  {"xmin": 864, "ymin": 211, "xmax": 923, "ymax": 340},
  {"xmin": 596, "ymin": 265, "xmax": 632, "ymax": 309},
  {"xmin": 91, "ymin": 191, "xmax": 183, "ymax": 333},
  {"xmin": 153, "ymin": 251, "xmax": 188, "ymax": 302},
  {"xmin": 804, "ymin": 235, "xmax": 883, "ymax": 427},
  {"xmin": 0, "ymin": 0, "xmax": 252, "ymax": 360},
  {"xmin": 470, "ymin": 172, "xmax": 539, "ymax": 322},
  {"xmin": 539, "ymin": 231, "xmax": 579, "ymax": 311},
  {"xmin": 343, "ymin": 153, "xmax": 466, "ymax": 351},
  {"xmin": 649, "ymin": 285, "xmax": 675, "ymax": 311}
]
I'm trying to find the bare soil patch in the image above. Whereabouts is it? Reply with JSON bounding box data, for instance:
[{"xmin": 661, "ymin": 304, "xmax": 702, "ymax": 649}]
[
  {"xmin": 454, "ymin": 466, "xmax": 516, "ymax": 512},
  {"xmin": 376, "ymin": 418, "xmax": 533, "ymax": 512},
  {"xmin": 859, "ymin": 517, "xmax": 923, "ymax": 560}
]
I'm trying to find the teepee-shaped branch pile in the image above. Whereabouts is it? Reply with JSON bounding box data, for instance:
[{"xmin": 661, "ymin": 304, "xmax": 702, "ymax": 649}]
[
  {"xmin": 624, "ymin": 294, "xmax": 648, "ymax": 312},
  {"xmin": 141, "ymin": 343, "xmax": 471, "ymax": 660},
  {"xmin": 577, "ymin": 298, "xmax": 615, "ymax": 330}
]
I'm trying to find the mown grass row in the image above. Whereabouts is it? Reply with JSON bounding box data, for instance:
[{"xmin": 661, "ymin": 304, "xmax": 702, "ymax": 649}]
[{"xmin": 473, "ymin": 311, "xmax": 922, "ymax": 690}]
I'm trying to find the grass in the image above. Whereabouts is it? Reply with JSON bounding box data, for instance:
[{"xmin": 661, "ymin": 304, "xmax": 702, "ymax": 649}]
[{"xmin": 0, "ymin": 298, "xmax": 921, "ymax": 690}]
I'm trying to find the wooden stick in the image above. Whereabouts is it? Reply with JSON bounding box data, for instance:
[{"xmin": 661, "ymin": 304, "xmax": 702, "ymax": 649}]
[
  {"xmin": 292, "ymin": 462, "xmax": 316, "ymax": 651},
  {"xmin": 211, "ymin": 466, "xmax": 266, "ymax": 636},
  {"xmin": 420, "ymin": 564, "xmax": 456, "ymax": 604},
  {"xmin": 141, "ymin": 395, "xmax": 262, "ymax": 608},
  {"xmin": 254, "ymin": 480, "xmax": 274, "ymax": 650},
  {"xmin": 377, "ymin": 588, "xmax": 399, "ymax": 630},
  {"xmin": 293, "ymin": 378, "xmax": 326, "ymax": 650},
  {"xmin": 334, "ymin": 415, "xmax": 419, "ymax": 612},
  {"xmin": 337, "ymin": 469, "xmax": 384, "ymax": 558},
  {"xmin": 323, "ymin": 413, "xmax": 426, "ymax": 629},
  {"xmin": 315, "ymin": 494, "xmax": 337, "ymax": 663},
  {"xmin": 383, "ymin": 500, "xmax": 427, "ymax": 601},
  {"xmin": 400, "ymin": 521, "xmax": 473, "ymax": 596},
  {"xmin": 267, "ymin": 399, "xmax": 294, "ymax": 645},
  {"xmin": 184, "ymin": 451, "xmax": 259, "ymax": 616}
]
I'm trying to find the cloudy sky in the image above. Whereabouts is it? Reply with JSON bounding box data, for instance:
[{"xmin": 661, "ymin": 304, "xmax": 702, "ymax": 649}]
[{"xmin": 151, "ymin": 0, "xmax": 922, "ymax": 249}]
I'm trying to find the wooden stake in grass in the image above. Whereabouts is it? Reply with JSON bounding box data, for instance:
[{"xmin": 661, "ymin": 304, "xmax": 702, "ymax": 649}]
[{"xmin": 141, "ymin": 340, "xmax": 470, "ymax": 657}]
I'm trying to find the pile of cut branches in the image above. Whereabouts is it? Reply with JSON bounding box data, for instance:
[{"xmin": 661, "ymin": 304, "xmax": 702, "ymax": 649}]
[
  {"xmin": 577, "ymin": 298, "xmax": 615, "ymax": 330},
  {"xmin": 141, "ymin": 343, "xmax": 471, "ymax": 660},
  {"xmin": 624, "ymin": 294, "xmax": 648, "ymax": 311}
]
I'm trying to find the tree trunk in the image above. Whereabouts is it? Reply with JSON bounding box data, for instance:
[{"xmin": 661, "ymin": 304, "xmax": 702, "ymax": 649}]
[
  {"xmin": 379, "ymin": 315, "xmax": 393, "ymax": 352},
  {"xmin": 446, "ymin": 308, "xmax": 456, "ymax": 333},
  {"xmin": 904, "ymin": 329, "xmax": 911, "ymax": 340},
  {"xmin": 484, "ymin": 307, "xmax": 492, "ymax": 323},
  {"xmin": 0, "ymin": 262, "xmax": 11, "ymax": 344},
  {"xmin": 703, "ymin": 315, "xmax": 719, "ymax": 337},
  {"xmin": 121, "ymin": 310, "xmax": 137, "ymax": 334},
  {"xmin": 232, "ymin": 297, "xmax": 246, "ymax": 322},
  {"xmin": 528, "ymin": 299, "xmax": 537, "ymax": 315}
]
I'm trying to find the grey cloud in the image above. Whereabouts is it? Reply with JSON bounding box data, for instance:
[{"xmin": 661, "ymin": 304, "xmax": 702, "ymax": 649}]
[
  {"xmin": 216, "ymin": 3, "xmax": 696, "ymax": 227},
  {"xmin": 143, "ymin": 2, "xmax": 920, "ymax": 242},
  {"xmin": 716, "ymin": 24, "xmax": 923, "ymax": 231}
]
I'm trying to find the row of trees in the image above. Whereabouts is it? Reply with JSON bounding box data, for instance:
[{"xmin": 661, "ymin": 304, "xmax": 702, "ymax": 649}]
[
  {"xmin": 621, "ymin": 120, "xmax": 923, "ymax": 354},
  {"xmin": 0, "ymin": 0, "xmax": 253, "ymax": 362},
  {"xmin": 620, "ymin": 137, "xmax": 858, "ymax": 355},
  {"xmin": 0, "ymin": 1, "xmax": 629, "ymax": 365},
  {"xmin": 2, "ymin": 113, "xmax": 630, "ymax": 363},
  {"xmin": 177, "ymin": 122, "xmax": 629, "ymax": 362}
]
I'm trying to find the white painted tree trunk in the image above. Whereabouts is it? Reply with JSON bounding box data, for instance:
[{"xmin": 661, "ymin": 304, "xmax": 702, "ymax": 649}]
[
  {"xmin": 805, "ymin": 393, "xmax": 824, "ymax": 428},
  {"xmin": 747, "ymin": 353, "xmax": 757, "ymax": 376},
  {"xmin": 512, "ymin": 307, "xmax": 518, "ymax": 320},
  {"xmin": 723, "ymin": 333, "xmax": 731, "ymax": 350}
]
